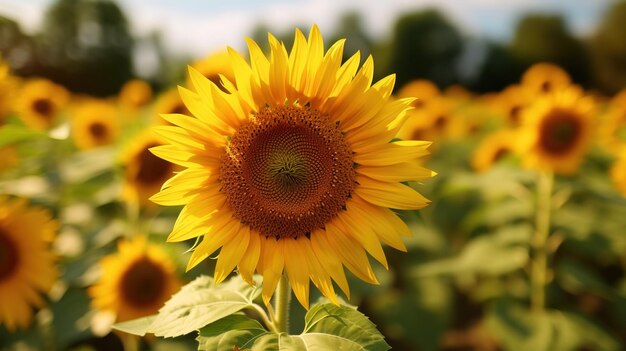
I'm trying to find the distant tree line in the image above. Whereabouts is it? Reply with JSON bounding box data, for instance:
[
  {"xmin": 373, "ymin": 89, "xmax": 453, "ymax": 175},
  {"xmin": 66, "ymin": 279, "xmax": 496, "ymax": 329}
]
[{"xmin": 1, "ymin": 0, "xmax": 625, "ymax": 96}]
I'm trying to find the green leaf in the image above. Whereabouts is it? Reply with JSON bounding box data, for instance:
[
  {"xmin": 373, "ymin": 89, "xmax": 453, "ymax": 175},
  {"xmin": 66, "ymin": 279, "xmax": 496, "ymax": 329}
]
[
  {"xmin": 485, "ymin": 300, "xmax": 553, "ymax": 351},
  {"xmin": 197, "ymin": 303, "xmax": 389, "ymax": 351},
  {"xmin": 197, "ymin": 314, "xmax": 269, "ymax": 351},
  {"xmin": 414, "ymin": 225, "xmax": 531, "ymax": 277},
  {"xmin": 149, "ymin": 275, "xmax": 262, "ymax": 337},
  {"xmin": 300, "ymin": 303, "xmax": 390, "ymax": 351},
  {"xmin": 113, "ymin": 316, "xmax": 157, "ymax": 337},
  {"xmin": 0, "ymin": 124, "xmax": 47, "ymax": 148}
]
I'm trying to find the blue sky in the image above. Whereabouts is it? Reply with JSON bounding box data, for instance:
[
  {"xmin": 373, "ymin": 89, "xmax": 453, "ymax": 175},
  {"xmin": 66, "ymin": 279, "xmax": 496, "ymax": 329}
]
[{"xmin": 0, "ymin": 0, "xmax": 614, "ymax": 59}]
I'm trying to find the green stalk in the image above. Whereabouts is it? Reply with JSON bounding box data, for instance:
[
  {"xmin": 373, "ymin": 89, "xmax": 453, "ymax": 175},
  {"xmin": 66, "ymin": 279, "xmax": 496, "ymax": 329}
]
[
  {"xmin": 530, "ymin": 170, "xmax": 554, "ymax": 313},
  {"xmin": 272, "ymin": 275, "xmax": 291, "ymax": 333}
]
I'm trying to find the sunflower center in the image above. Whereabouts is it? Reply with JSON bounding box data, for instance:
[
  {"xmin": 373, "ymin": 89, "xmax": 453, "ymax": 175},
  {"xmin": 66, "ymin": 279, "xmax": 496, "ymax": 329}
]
[
  {"xmin": 540, "ymin": 81, "xmax": 552, "ymax": 93},
  {"xmin": 135, "ymin": 144, "xmax": 172, "ymax": 184},
  {"xmin": 32, "ymin": 98, "xmax": 53, "ymax": 118},
  {"xmin": 0, "ymin": 229, "xmax": 19, "ymax": 282},
  {"xmin": 539, "ymin": 110, "xmax": 582, "ymax": 155},
  {"xmin": 493, "ymin": 147, "xmax": 509, "ymax": 162},
  {"xmin": 89, "ymin": 122, "xmax": 108, "ymax": 141},
  {"xmin": 509, "ymin": 105, "xmax": 522, "ymax": 124},
  {"xmin": 119, "ymin": 257, "xmax": 166, "ymax": 307},
  {"xmin": 221, "ymin": 105, "xmax": 355, "ymax": 239}
]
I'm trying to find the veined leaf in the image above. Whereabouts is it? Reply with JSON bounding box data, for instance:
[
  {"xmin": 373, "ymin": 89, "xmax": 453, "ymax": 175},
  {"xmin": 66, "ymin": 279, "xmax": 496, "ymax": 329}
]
[
  {"xmin": 115, "ymin": 275, "xmax": 262, "ymax": 338},
  {"xmin": 113, "ymin": 316, "xmax": 157, "ymax": 337},
  {"xmin": 197, "ymin": 314, "xmax": 269, "ymax": 351}
]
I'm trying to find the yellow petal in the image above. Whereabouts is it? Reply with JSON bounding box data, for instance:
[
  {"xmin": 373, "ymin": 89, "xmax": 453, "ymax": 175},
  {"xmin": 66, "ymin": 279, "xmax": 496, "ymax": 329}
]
[
  {"xmin": 337, "ymin": 211, "xmax": 388, "ymax": 270},
  {"xmin": 325, "ymin": 220, "xmax": 378, "ymax": 285},
  {"xmin": 356, "ymin": 163, "xmax": 435, "ymax": 183},
  {"xmin": 283, "ymin": 238, "xmax": 311, "ymax": 309},
  {"xmin": 310, "ymin": 229, "xmax": 351, "ymax": 299},
  {"xmin": 355, "ymin": 175, "xmax": 430, "ymax": 210},
  {"xmin": 237, "ymin": 230, "xmax": 261, "ymax": 285},
  {"xmin": 259, "ymin": 238, "xmax": 285, "ymax": 306},
  {"xmin": 214, "ymin": 226, "xmax": 250, "ymax": 284},
  {"xmin": 186, "ymin": 219, "xmax": 240, "ymax": 271},
  {"xmin": 353, "ymin": 140, "xmax": 431, "ymax": 167}
]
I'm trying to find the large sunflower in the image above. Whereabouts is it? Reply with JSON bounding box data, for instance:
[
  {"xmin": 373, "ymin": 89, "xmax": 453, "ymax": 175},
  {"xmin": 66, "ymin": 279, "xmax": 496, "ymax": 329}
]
[
  {"xmin": 121, "ymin": 131, "xmax": 178, "ymax": 207},
  {"xmin": 72, "ymin": 100, "xmax": 119, "ymax": 150},
  {"xmin": 151, "ymin": 26, "xmax": 434, "ymax": 308},
  {"xmin": 0, "ymin": 196, "xmax": 58, "ymax": 331},
  {"xmin": 89, "ymin": 236, "xmax": 181, "ymax": 322},
  {"xmin": 518, "ymin": 86, "xmax": 594, "ymax": 175},
  {"xmin": 16, "ymin": 79, "xmax": 69, "ymax": 131}
]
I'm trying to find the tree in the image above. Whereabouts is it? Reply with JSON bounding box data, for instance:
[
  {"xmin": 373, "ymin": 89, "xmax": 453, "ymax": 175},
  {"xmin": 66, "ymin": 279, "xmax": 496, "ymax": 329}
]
[
  {"xmin": 590, "ymin": 1, "xmax": 626, "ymax": 94},
  {"xmin": 34, "ymin": 0, "xmax": 134, "ymax": 96},
  {"xmin": 509, "ymin": 14, "xmax": 590, "ymax": 87},
  {"xmin": 388, "ymin": 9, "xmax": 463, "ymax": 90}
]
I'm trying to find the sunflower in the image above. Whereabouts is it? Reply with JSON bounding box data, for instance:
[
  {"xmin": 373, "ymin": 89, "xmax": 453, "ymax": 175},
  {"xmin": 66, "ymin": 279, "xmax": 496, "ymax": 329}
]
[
  {"xmin": 121, "ymin": 131, "xmax": 178, "ymax": 207},
  {"xmin": 0, "ymin": 146, "xmax": 19, "ymax": 173},
  {"xmin": 0, "ymin": 196, "xmax": 58, "ymax": 331},
  {"xmin": 396, "ymin": 97, "xmax": 463, "ymax": 143},
  {"xmin": 599, "ymin": 104, "xmax": 626, "ymax": 154},
  {"xmin": 72, "ymin": 100, "xmax": 119, "ymax": 150},
  {"xmin": 521, "ymin": 63, "xmax": 571, "ymax": 96},
  {"xmin": 150, "ymin": 25, "xmax": 434, "ymax": 308},
  {"xmin": 189, "ymin": 50, "xmax": 236, "ymax": 89},
  {"xmin": 612, "ymin": 88, "xmax": 626, "ymax": 108},
  {"xmin": 0, "ymin": 60, "xmax": 19, "ymax": 124},
  {"xmin": 611, "ymin": 150, "xmax": 626, "ymax": 197},
  {"xmin": 518, "ymin": 86, "xmax": 595, "ymax": 175},
  {"xmin": 397, "ymin": 79, "xmax": 440, "ymax": 111},
  {"xmin": 89, "ymin": 236, "xmax": 181, "ymax": 323},
  {"xmin": 154, "ymin": 88, "xmax": 189, "ymax": 125},
  {"xmin": 496, "ymin": 85, "xmax": 531, "ymax": 127},
  {"xmin": 119, "ymin": 79, "xmax": 152, "ymax": 111},
  {"xmin": 16, "ymin": 79, "xmax": 69, "ymax": 131},
  {"xmin": 471, "ymin": 130, "xmax": 517, "ymax": 172}
]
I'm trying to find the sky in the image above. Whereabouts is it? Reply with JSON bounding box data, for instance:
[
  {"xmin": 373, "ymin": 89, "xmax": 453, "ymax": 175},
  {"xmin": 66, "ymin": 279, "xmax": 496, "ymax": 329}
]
[{"xmin": 0, "ymin": 0, "xmax": 614, "ymax": 59}]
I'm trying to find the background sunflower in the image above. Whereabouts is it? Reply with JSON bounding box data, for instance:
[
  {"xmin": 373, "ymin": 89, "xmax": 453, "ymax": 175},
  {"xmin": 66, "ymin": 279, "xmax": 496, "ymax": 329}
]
[{"xmin": 0, "ymin": 197, "xmax": 58, "ymax": 332}]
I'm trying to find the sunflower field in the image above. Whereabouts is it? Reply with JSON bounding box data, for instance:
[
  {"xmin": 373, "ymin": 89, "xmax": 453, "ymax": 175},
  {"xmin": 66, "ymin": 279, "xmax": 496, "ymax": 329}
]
[{"xmin": 1, "ymin": 1, "xmax": 626, "ymax": 351}]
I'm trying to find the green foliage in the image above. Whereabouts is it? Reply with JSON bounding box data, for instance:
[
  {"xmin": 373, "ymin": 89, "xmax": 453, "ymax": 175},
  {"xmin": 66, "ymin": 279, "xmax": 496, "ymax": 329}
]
[
  {"xmin": 591, "ymin": 1, "xmax": 626, "ymax": 93},
  {"xmin": 197, "ymin": 303, "xmax": 389, "ymax": 351}
]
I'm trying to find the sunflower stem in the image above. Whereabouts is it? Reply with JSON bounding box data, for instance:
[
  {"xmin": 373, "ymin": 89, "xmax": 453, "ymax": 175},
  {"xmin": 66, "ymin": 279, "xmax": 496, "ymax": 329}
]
[
  {"xmin": 273, "ymin": 275, "xmax": 291, "ymax": 333},
  {"xmin": 251, "ymin": 303, "xmax": 277, "ymax": 333},
  {"xmin": 531, "ymin": 170, "xmax": 553, "ymax": 313}
]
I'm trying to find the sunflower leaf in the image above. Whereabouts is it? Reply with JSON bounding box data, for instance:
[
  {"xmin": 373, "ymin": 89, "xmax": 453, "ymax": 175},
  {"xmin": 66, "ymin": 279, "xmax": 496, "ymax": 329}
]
[
  {"xmin": 298, "ymin": 302, "xmax": 390, "ymax": 351},
  {"xmin": 197, "ymin": 314, "xmax": 269, "ymax": 351},
  {"xmin": 148, "ymin": 275, "xmax": 262, "ymax": 338},
  {"xmin": 112, "ymin": 315, "xmax": 157, "ymax": 337},
  {"xmin": 0, "ymin": 124, "xmax": 48, "ymax": 148}
]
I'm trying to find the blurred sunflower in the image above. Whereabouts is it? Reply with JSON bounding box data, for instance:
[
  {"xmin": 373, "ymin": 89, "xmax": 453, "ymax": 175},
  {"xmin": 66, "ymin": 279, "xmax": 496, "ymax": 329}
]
[
  {"xmin": 599, "ymin": 104, "xmax": 626, "ymax": 154},
  {"xmin": 610, "ymin": 150, "xmax": 626, "ymax": 197},
  {"xmin": 521, "ymin": 63, "xmax": 571, "ymax": 96},
  {"xmin": 119, "ymin": 79, "xmax": 152, "ymax": 112},
  {"xmin": 89, "ymin": 236, "xmax": 181, "ymax": 323},
  {"xmin": 0, "ymin": 60, "xmax": 19, "ymax": 124},
  {"xmin": 397, "ymin": 97, "xmax": 463, "ymax": 143},
  {"xmin": 611, "ymin": 88, "xmax": 626, "ymax": 108},
  {"xmin": 154, "ymin": 88, "xmax": 189, "ymax": 125},
  {"xmin": 72, "ymin": 100, "xmax": 119, "ymax": 150},
  {"xmin": 0, "ymin": 146, "xmax": 19, "ymax": 173},
  {"xmin": 122, "ymin": 131, "xmax": 177, "ymax": 207},
  {"xmin": 189, "ymin": 50, "xmax": 236, "ymax": 90},
  {"xmin": 472, "ymin": 130, "xmax": 517, "ymax": 172},
  {"xmin": 518, "ymin": 86, "xmax": 595, "ymax": 175},
  {"xmin": 16, "ymin": 79, "xmax": 69, "ymax": 131},
  {"xmin": 396, "ymin": 79, "xmax": 440, "ymax": 111},
  {"xmin": 151, "ymin": 25, "xmax": 434, "ymax": 308},
  {"xmin": 0, "ymin": 196, "xmax": 58, "ymax": 331},
  {"xmin": 497, "ymin": 85, "xmax": 531, "ymax": 127}
]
